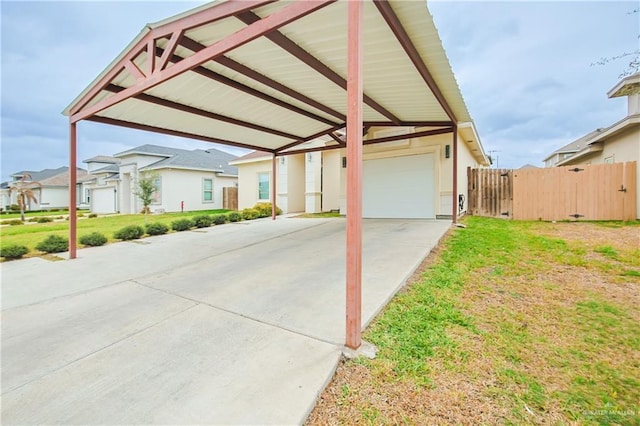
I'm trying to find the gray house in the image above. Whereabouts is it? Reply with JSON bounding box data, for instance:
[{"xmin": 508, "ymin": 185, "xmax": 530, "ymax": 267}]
[{"xmin": 83, "ymin": 144, "xmax": 238, "ymax": 214}]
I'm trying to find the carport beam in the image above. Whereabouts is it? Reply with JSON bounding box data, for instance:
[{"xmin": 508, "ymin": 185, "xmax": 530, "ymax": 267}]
[
  {"xmin": 345, "ymin": 0, "xmax": 363, "ymax": 350},
  {"xmin": 69, "ymin": 122, "xmax": 78, "ymax": 259},
  {"xmin": 452, "ymin": 124, "xmax": 458, "ymax": 224},
  {"xmin": 272, "ymin": 154, "xmax": 277, "ymax": 220}
]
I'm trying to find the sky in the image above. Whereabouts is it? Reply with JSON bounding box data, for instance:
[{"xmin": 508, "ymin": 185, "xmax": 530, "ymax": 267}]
[{"xmin": 1, "ymin": 0, "xmax": 638, "ymax": 182}]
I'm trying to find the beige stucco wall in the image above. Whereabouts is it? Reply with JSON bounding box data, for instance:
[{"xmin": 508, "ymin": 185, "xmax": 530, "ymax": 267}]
[
  {"xmin": 287, "ymin": 154, "xmax": 305, "ymax": 213},
  {"xmin": 236, "ymin": 158, "xmax": 275, "ymax": 210},
  {"xmin": 236, "ymin": 154, "xmax": 309, "ymax": 213},
  {"xmin": 234, "ymin": 127, "xmax": 485, "ymax": 217},
  {"xmin": 337, "ymin": 128, "xmax": 483, "ymax": 217},
  {"xmin": 321, "ymin": 150, "xmax": 341, "ymax": 211}
]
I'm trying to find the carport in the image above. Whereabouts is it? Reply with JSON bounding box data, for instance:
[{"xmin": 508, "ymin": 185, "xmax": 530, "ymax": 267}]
[{"xmin": 63, "ymin": 0, "xmax": 475, "ymax": 349}]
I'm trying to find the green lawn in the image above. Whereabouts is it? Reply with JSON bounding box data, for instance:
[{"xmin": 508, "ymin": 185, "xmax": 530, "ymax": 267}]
[
  {"xmin": 0, "ymin": 210, "xmax": 229, "ymax": 256},
  {"xmin": 309, "ymin": 217, "xmax": 640, "ymax": 425},
  {"xmin": 0, "ymin": 209, "xmax": 90, "ymax": 220}
]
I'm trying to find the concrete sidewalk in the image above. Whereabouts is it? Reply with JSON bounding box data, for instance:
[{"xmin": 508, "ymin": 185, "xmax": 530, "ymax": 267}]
[{"xmin": 1, "ymin": 217, "xmax": 450, "ymax": 425}]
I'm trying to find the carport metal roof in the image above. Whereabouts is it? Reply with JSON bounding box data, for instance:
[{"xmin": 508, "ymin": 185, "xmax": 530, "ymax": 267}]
[{"xmin": 64, "ymin": 0, "xmax": 485, "ymax": 349}]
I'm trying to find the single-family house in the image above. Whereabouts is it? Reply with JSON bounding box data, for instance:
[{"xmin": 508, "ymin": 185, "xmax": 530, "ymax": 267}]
[
  {"xmin": 84, "ymin": 144, "xmax": 238, "ymax": 214},
  {"xmin": 543, "ymin": 72, "xmax": 640, "ymax": 217},
  {"xmin": 1, "ymin": 167, "xmax": 91, "ymax": 211},
  {"xmin": 231, "ymin": 124, "xmax": 489, "ymax": 219}
]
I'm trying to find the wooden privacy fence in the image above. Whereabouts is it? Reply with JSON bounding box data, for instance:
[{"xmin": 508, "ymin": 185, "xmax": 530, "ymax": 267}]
[
  {"xmin": 222, "ymin": 187, "xmax": 238, "ymax": 211},
  {"xmin": 468, "ymin": 161, "xmax": 637, "ymax": 221},
  {"xmin": 467, "ymin": 168, "xmax": 513, "ymax": 218}
]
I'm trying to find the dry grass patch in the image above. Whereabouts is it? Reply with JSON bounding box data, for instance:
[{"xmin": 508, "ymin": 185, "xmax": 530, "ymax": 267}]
[{"xmin": 308, "ymin": 218, "xmax": 640, "ymax": 425}]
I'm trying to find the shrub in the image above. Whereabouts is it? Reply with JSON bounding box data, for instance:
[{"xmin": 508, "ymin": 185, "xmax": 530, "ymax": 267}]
[
  {"xmin": 79, "ymin": 232, "xmax": 108, "ymax": 247},
  {"xmin": 1, "ymin": 244, "xmax": 29, "ymax": 259},
  {"xmin": 114, "ymin": 225, "xmax": 145, "ymax": 240},
  {"xmin": 171, "ymin": 218, "xmax": 194, "ymax": 232},
  {"xmin": 88, "ymin": 213, "xmax": 98, "ymax": 218},
  {"xmin": 193, "ymin": 215, "xmax": 213, "ymax": 228},
  {"xmin": 77, "ymin": 213, "xmax": 85, "ymax": 218},
  {"xmin": 242, "ymin": 208, "xmax": 259, "ymax": 220},
  {"xmin": 227, "ymin": 211, "xmax": 242, "ymax": 222},
  {"xmin": 9, "ymin": 204, "xmax": 20, "ymax": 212},
  {"xmin": 212, "ymin": 214, "xmax": 228, "ymax": 225},
  {"xmin": 253, "ymin": 202, "xmax": 282, "ymax": 217},
  {"xmin": 3, "ymin": 219, "xmax": 24, "ymax": 226},
  {"xmin": 36, "ymin": 216, "xmax": 53, "ymax": 223},
  {"xmin": 28, "ymin": 217, "xmax": 38, "ymax": 222},
  {"xmin": 36, "ymin": 235, "xmax": 69, "ymax": 253},
  {"xmin": 146, "ymin": 222, "xmax": 169, "ymax": 236}
]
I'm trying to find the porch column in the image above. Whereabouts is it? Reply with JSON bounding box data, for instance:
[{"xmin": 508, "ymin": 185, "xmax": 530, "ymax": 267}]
[
  {"xmin": 345, "ymin": 0, "xmax": 363, "ymax": 350},
  {"xmin": 69, "ymin": 122, "xmax": 78, "ymax": 259},
  {"xmin": 452, "ymin": 124, "xmax": 458, "ymax": 224},
  {"xmin": 271, "ymin": 153, "xmax": 277, "ymax": 220}
]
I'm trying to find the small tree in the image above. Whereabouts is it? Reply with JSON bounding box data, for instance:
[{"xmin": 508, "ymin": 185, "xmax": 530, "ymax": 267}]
[
  {"xmin": 8, "ymin": 174, "xmax": 41, "ymax": 221},
  {"xmin": 134, "ymin": 172, "xmax": 159, "ymax": 222}
]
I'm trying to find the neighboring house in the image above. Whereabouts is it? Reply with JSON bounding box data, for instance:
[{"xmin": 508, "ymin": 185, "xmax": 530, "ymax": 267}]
[
  {"xmin": 519, "ymin": 164, "xmax": 540, "ymax": 170},
  {"xmin": 1, "ymin": 167, "xmax": 91, "ymax": 211},
  {"xmin": 231, "ymin": 124, "xmax": 489, "ymax": 219},
  {"xmin": 83, "ymin": 156, "xmax": 122, "ymax": 214},
  {"xmin": 543, "ymin": 72, "xmax": 640, "ymax": 217},
  {"xmin": 542, "ymin": 130, "xmax": 603, "ymax": 168},
  {"xmin": 84, "ymin": 144, "xmax": 238, "ymax": 214}
]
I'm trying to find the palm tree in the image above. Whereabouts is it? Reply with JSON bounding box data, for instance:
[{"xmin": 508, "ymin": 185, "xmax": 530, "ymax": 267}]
[{"xmin": 8, "ymin": 174, "xmax": 42, "ymax": 221}]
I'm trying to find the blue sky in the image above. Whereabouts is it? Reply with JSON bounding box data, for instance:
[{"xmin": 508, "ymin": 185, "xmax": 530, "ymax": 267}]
[{"xmin": 1, "ymin": 1, "xmax": 638, "ymax": 181}]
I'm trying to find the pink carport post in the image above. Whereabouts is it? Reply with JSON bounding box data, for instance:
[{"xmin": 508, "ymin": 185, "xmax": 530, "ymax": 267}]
[
  {"xmin": 345, "ymin": 0, "xmax": 363, "ymax": 350},
  {"xmin": 69, "ymin": 122, "xmax": 77, "ymax": 259}
]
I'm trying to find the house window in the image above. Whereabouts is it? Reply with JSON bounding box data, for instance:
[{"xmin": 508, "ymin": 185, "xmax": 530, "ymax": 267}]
[
  {"xmin": 258, "ymin": 172, "xmax": 270, "ymax": 201},
  {"xmin": 85, "ymin": 188, "xmax": 91, "ymax": 204},
  {"xmin": 152, "ymin": 177, "xmax": 162, "ymax": 204},
  {"xmin": 203, "ymin": 178, "xmax": 213, "ymax": 202},
  {"xmin": 604, "ymin": 155, "xmax": 614, "ymax": 164}
]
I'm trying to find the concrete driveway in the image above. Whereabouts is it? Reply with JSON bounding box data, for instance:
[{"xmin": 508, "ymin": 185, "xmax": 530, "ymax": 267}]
[{"xmin": 1, "ymin": 217, "xmax": 450, "ymax": 425}]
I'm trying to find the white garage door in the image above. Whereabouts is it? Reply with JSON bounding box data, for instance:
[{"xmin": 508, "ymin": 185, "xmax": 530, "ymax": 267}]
[
  {"xmin": 91, "ymin": 187, "xmax": 117, "ymax": 213},
  {"xmin": 363, "ymin": 154, "xmax": 435, "ymax": 219}
]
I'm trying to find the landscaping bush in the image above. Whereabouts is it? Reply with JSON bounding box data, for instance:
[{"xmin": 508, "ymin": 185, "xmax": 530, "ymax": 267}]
[
  {"xmin": 36, "ymin": 235, "xmax": 69, "ymax": 253},
  {"xmin": 88, "ymin": 213, "xmax": 98, "ymax": 218},
  {"xmin": 227, "ymin": 211, "xmax": 242, "ymax": 222},
  {"xmin": 242, "ymin": 208, "xmax": 259, "ymax": 220},
  {"xmin": 79, "ymin": 232, "xmax": 107, "ymax": 247},
  {"xmin": 77, "ymin": 213, "xmax": 85, "ymax": 218},
  {"xmin": 193, "ymin": 215, "xmax": 213, "ymax": 228},
  {"xmin": 9, "ymin": 204, "xmax": 20, "ymax": 212},
  {"xmin": 253, "ymin": 202, "xmax": 282, "ymax": 217},
  {"xmin": 171, "ymin": 218, "xmax": 194, "ymax": 232},
  {"xmin": 3, "ymin": 219, "xmax": 24, "ymax": 226},
  {"xmin": 212, "ymin": 214, "xmax": 228, "ymax": 225},
  {"xmin": 36, "ymin": 216, "xmax": 53, "ymax": 223},
  {"xmin": 1, "ymin": 244, "xmax": 29, "ymax": 259},
  {"xmin": 146, "ymin": 222, "xmax": 169, "ymax": 236},
  {"xmin": 114, "ymin": 225, "xmax": 145, "ymax": 240},
  {"xmin": 28, "ymin": 217, "xmax": 38, "ymax": 222}
]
